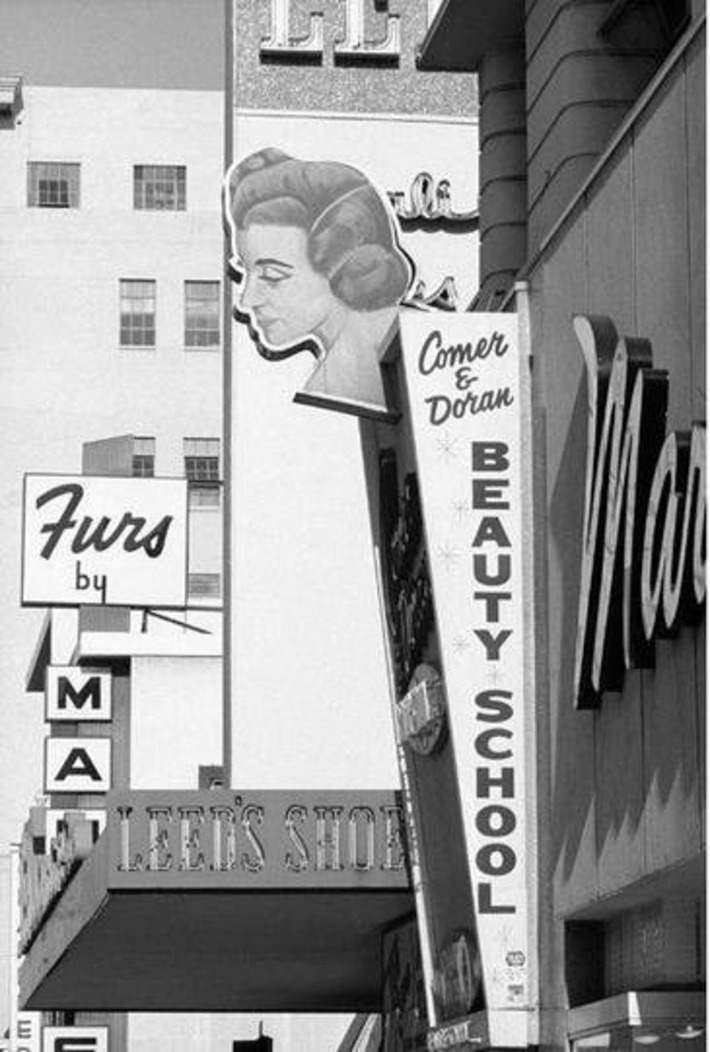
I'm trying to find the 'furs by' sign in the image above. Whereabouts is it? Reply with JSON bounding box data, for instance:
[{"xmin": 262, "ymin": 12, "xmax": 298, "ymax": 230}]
[{"xmin": 22, "ymin": 475, "xmax": 188, "ymax": 608}]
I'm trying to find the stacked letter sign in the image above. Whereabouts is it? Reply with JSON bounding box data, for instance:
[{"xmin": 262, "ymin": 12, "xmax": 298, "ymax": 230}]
[
  {"xmin": 399, "ymin": 311, "xmax": 531, "ymax": 1047},
  {"xmin": 44, "ymin": 667, "xmax": 112, "ymax": 794}
]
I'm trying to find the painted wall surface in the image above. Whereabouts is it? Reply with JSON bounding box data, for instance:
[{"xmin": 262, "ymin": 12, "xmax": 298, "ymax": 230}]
[
  {"xmin": 531, "ymin": 32, "xmax": 705, "ymax": 917},
  {"xmin": 0, "ymin": 84, "xmax": 222, "ymax": 848},
  {"xmin": 0, "ymin": 0, "xmax": 223, "ymax": 90},
  {"xmin": 230, "ymin": 110, "xmax": 479, "ymax": 790},
  {"xmin": 130, "ymin": 657, "xmax": 222, "ymax": 789}
]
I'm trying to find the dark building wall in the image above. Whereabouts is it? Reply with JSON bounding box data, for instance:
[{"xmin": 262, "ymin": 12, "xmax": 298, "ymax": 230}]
[
  {"xmin": 477, "ymin": 40, "xmax": 527, "ymax": 306},
  {"xmin": 530, "ymin": 19, "xmax": 704, "ymax": 923},
  {"xmin": 525, "ymin": 0, "xmax": 666, "ymax": 253}
]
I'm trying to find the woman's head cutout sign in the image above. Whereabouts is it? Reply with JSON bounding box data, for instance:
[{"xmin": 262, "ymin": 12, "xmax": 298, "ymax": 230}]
[{"xmin": 224, "ymin": 148, "xmax": 414, "ymax": 419}]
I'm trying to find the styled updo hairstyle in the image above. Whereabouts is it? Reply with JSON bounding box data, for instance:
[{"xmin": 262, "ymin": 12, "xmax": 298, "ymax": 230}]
[{"xmin": 228, "ymin": 147, "xmax": 412, "ymax": 312}]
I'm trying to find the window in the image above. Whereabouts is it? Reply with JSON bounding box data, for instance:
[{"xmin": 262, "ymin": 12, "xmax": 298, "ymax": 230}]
[
  {"xmin": 188, "ymin": 573, "xmax": 221, "ymax": 599},
  {"xmin": 132, "ymin": 437, "xmax": 155, "ymax": 477},
  {"xmin": 134, "ymin": 165, "xmax": 186, "ymax": 211},
  {"xmin": 185, "ymin": 281, "xmax": 220, "ymax": 349},
  {"xmin": 120, "ymin": 280, "xmax": 156, "ymax": 347},
  {"xmin": 184, "ymin": 438, "xmax": 220, "ymax": 480},
  {"xmin": 27, "ymin": 163, "xmax": 80, "ymax": 208},
  {"xmin": 184, "ymin": 438, "xmax": 221, "ymax": 507}
]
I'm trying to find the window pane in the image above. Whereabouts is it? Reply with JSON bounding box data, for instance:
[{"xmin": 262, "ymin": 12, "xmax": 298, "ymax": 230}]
[
  {"xmin": 183, "ymin": 438, "xmax": 220, "ymax": 459},
  {"xmin": 188, "ymin": 573, "xmax": 221, "ymax": 598},
  {"xmin": 134, "ymin": 164, "xmax": 186, "ymax": 211},
  {"xmin": 120, "ymin": 280, "xmax": 156, "ymax": 348},
  {"xmin": 132, "ymin": 437, "xmax": 155, "ymax": 477},
  {"xmin": 189, "ymin": 484, "xmax": 221, "ymax": 508},
  {"xmin": 185, "ymin": 281, "xmax": 220, "ymax": 348},
  {"xmin": 185, "ymin": 457, "xmax": 220, "ymax": 480},
  {"xmin": 132, "ymin": 455, "xmax": 155, "ymax": 477}
]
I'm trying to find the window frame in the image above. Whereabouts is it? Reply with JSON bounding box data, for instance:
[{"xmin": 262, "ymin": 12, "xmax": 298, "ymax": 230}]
[
  {"xmin": 131, "ymin": 437, "xmax": 156, "ymax": 478},
  {"xmin": 27, "ymin": 162, "xmax": 81, "ymax": 209},
  {"xmin": 133, "ymin": 164, "xmax": 187, "ymax": 212},
  {"xmin": 184, "ymin": 438, "xmax": 221, "ymax": 508}
]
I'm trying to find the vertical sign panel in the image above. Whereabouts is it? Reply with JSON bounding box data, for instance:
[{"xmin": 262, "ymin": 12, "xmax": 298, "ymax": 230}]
[{"xmin": 400, "ymin": 311, "xmax": 531, "ymax": 1045}]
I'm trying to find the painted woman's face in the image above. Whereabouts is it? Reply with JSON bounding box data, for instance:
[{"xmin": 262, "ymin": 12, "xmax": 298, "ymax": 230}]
[{"xmin": 235, "ymin": 224, "xmax": 338, "ymax": 349}]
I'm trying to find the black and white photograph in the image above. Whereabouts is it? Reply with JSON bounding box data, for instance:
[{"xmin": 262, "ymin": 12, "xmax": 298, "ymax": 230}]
[{"xmin": 0, "ymin": 1, "xmax": 705, "ymax": 1050}]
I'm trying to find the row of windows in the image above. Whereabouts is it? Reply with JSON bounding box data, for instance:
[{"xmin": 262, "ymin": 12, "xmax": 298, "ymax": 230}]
[
  {"xmin": 120, "ymin": 280, "xmax": 220, "ymax": 349},
  {"xmin": 133, "ymin": 437, "xmax": 221, "ymax": 508},
  {"xmin": 27, "ymin": 162, "xmax": 187, "ymax": 211}
]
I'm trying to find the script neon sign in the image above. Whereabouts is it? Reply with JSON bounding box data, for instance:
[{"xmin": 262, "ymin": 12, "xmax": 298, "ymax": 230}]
[{"xmin": 573, "ymin": 315, "xmax": 706, "ymax": 708}]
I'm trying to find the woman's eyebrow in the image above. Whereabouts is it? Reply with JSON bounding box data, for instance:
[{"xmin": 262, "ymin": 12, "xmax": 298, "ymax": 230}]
[{"xmin": 256, "ymin": 257, "xmax": 294, "ymax": 270}]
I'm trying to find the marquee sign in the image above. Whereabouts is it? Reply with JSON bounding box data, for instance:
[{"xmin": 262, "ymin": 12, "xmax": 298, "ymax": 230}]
[
  {"xmin": 110, "ymin": 790, "xmax": 407, "ymax": 887},
  {"xmin": 22, "ymin": 474, "xmax": 188, "ymax": 608},
  {"xmin": 399, "ymin": 311, "xmax": 532, "ymax": 1046},
  {"xmin": 573, "ymin": 315, "xmax": 706, "ymax": 708}
]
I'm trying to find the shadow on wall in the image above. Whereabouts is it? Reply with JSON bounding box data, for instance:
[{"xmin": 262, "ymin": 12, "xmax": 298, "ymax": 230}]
[{"xmin": 547, "ymin": 377, "xmax": 599, "ymax": 888}]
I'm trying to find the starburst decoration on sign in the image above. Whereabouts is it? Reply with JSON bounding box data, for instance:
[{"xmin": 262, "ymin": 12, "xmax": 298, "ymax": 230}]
[
  {"xmin": 487, "ymin": 665, "xmax": 503, "ymax": 686},
  {"xmin": 435, "ymin": 431, "xmax": 459, "ymax": 459},
  {"xmin": 434, "ymin": 542, "xmax": 461, "ymax": 570},
  {"xmin": 452, "ymin": 497, "xmax": 470, "ymax": 520},
  {"xmin": 451, "ymin": 635, "xmax": 469, "ymax": 655}
]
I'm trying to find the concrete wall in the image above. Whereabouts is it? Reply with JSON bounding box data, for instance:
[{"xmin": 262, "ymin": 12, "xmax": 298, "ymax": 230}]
[
  {"xmin": 130, "ymin": 657, "xmax": 222, "ymax": 788},
  {"xmin": 233, "ymin": 0, "xmax": 478, "ymax": 116}
]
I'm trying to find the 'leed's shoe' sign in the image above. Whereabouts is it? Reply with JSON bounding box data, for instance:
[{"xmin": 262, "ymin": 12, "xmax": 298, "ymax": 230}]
[{"xmin": 22, "ymin": 474, "xmax": 188, "ymax": 608}]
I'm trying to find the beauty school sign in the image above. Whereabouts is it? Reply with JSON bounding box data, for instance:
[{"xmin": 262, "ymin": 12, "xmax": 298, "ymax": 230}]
[
  {"xmin": 22, "ymin": 474, "xmax": 188, "ymax": 608},
  {"xmin": 398, "ymin": 310, "xmax": 535, "ymax": 1047}
]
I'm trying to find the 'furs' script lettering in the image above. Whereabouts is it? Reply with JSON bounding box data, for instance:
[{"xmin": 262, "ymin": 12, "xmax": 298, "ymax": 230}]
[{"xmin": 36, "ymin": 483, "xmax": 173, "ymax": 560}]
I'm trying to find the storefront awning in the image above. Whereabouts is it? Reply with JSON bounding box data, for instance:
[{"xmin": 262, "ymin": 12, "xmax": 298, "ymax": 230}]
[{"xmin": 19, "ymin": 790, "xmax": 413, "ymax": 1012}]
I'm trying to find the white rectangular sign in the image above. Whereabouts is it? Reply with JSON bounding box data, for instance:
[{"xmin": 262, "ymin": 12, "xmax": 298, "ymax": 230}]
[
  {"xmin": 45, "ymin": 666, "xmax": 112, "ymax": 722},
  {"xmin": 22, "ymin": 474, "xmax": 188, "ymax": 608},
  {"xmin": 44, "ymin": 738, "xmax": 111, "ymax": 793},
  {"xmin": 42, "ymin": 1028, "xmax": 108, "ymax": 1052},
  {"xmin": 17, "ymin": 1013, "xmax": 41, "ymax": 1052},
  {"xmin": 400, "ymin": 311, "xmax": 531, "ymax": 1039}
]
